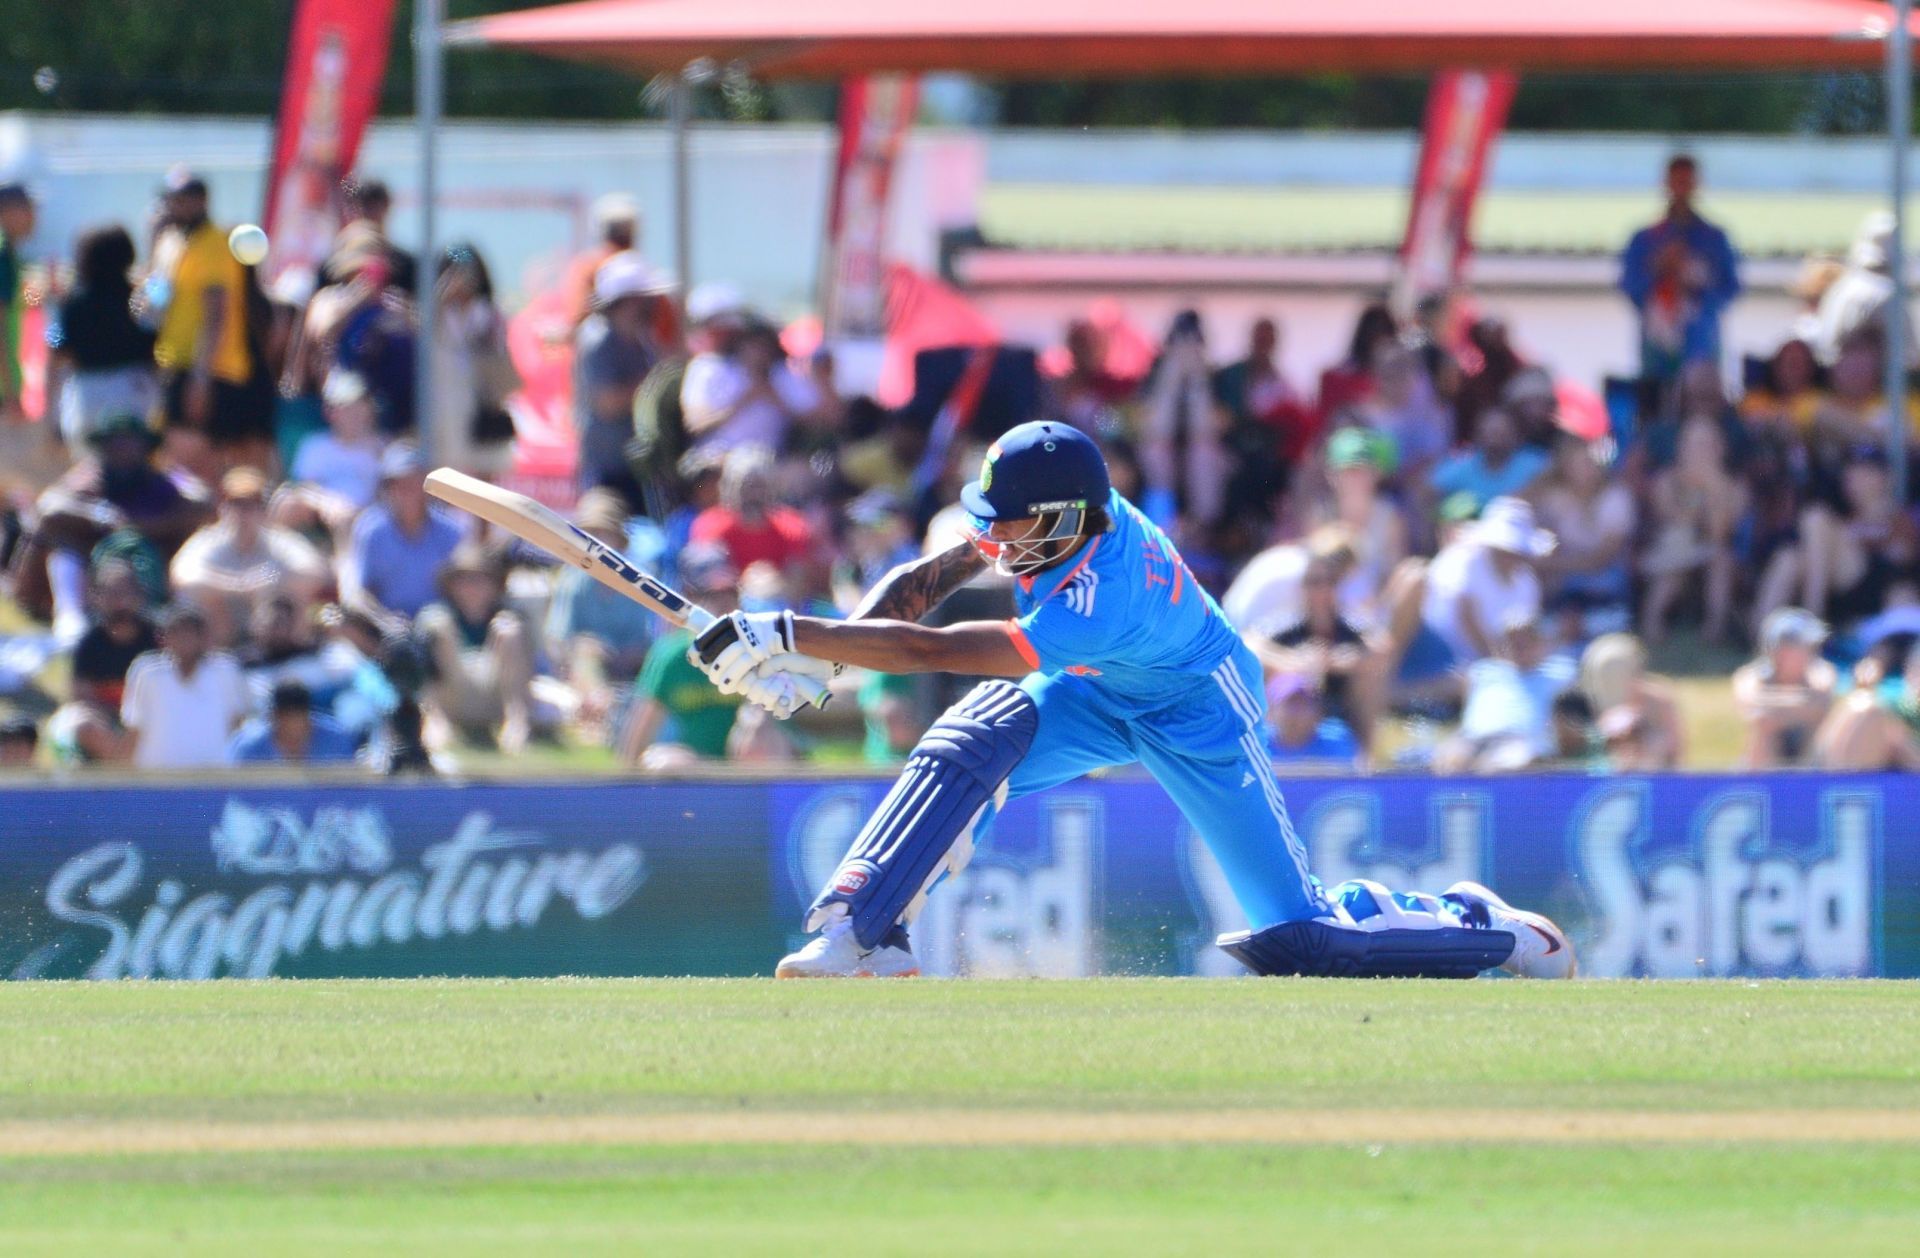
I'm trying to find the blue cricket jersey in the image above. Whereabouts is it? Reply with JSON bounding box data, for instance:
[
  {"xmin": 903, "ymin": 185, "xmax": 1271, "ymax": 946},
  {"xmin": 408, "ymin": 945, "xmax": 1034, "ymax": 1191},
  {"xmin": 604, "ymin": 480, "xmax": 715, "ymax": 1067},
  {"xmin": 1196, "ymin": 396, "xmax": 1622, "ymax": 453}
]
[{"xmin": 1006, "ymin": 489, "xmax": 1243, "ymax": 714}]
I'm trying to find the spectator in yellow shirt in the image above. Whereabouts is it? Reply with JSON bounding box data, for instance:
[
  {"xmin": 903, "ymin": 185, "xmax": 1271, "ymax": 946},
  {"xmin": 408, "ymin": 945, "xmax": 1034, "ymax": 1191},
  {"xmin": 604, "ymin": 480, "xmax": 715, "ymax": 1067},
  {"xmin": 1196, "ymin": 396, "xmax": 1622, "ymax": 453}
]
[{"xmin": 148, "ymin": 169, "xmax": 265, "ymax": 462}]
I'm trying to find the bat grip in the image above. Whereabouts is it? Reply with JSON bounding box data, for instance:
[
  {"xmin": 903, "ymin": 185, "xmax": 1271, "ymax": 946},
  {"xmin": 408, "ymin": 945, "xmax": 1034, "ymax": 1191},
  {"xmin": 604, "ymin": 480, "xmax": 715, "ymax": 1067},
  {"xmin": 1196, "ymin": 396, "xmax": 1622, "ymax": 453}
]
[{"xmin": 685, "ymin": 606, "xmax": 717, "ymax": 635}]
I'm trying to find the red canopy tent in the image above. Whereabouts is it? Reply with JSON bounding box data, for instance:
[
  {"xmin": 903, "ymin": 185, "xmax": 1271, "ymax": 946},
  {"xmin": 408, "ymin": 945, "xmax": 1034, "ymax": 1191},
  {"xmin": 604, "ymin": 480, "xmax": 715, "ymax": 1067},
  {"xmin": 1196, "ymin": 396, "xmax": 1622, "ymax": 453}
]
[{"xmin": 450, "ymin": 0, "xmax": 1911, "ymax": 75}]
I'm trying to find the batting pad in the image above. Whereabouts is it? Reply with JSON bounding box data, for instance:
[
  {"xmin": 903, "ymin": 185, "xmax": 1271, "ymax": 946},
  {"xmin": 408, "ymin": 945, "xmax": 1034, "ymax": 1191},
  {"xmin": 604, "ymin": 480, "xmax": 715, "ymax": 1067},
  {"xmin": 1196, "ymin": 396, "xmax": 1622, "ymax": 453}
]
[
  {"xmin": 808, "ymin": 680, "xmax": 1038, "ymax": 951},
  {"xmin": 1216, "ymin": 918, "xmax": 1516, "ymax": 979}
]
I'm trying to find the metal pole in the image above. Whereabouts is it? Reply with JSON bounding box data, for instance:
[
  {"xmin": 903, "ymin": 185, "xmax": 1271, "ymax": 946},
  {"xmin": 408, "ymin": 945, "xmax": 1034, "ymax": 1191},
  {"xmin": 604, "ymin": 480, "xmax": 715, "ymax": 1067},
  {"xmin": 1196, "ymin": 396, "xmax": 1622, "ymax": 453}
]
[
  {"xmin": 671, "ymin": 69, "xmax": 693, "ymax": 323},
  {"xmin": 414, "ymin": 0, "xmax": 443, "ymax": 464},
  {"xmin": 1891, "ymin": 1, "xmax": 1912, "ymax": 503}
]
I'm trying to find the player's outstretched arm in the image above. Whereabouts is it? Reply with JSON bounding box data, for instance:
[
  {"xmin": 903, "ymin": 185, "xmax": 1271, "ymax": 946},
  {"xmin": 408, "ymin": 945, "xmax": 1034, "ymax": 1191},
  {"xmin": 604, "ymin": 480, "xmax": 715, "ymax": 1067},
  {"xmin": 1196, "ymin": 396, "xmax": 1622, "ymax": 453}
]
[
  {"xmin": 847, "ymin": 540, "xmax": 988, "ymax": 624},
  {"xmin": 790, "ymin": 617, "xmax": 1030, "ymax": 678}
]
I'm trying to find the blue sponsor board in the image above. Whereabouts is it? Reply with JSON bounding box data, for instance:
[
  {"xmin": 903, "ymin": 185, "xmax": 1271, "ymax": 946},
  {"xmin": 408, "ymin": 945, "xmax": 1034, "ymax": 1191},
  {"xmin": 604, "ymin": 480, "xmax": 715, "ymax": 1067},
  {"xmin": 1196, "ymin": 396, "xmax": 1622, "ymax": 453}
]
[{"xmin": 0, "ymin": 773, "xmax": 1912, "ymax": 979}]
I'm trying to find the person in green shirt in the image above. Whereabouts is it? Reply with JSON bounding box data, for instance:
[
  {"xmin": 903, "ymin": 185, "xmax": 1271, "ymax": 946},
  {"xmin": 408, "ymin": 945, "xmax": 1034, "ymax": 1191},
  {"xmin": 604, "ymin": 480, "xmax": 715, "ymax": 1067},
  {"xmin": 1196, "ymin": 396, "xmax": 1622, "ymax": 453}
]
[
  {"xmin": 0, "ymin": 182, "xmax": 37, "ymax": 422},
  {"xmin": 619, "ymin": 542, "xmax": 793, "ymax": 770}
]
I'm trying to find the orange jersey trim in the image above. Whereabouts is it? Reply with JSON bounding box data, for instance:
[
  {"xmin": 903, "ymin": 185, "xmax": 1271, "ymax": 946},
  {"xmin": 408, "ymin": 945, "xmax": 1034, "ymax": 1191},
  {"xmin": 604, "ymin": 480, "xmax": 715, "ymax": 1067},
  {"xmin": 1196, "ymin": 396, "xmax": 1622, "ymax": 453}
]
[{"xmin": 1004, "ymin": 621, "xmax": 1041, "ymax": 669}]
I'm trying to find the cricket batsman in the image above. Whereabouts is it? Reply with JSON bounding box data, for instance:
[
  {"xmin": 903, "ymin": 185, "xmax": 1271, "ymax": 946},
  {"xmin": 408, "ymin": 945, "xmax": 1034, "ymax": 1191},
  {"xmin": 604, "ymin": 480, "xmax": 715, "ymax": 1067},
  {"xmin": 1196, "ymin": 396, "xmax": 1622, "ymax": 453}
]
[{"xmin": 691, "ymin": 422, "xmax": 1573, "ymax": 980}]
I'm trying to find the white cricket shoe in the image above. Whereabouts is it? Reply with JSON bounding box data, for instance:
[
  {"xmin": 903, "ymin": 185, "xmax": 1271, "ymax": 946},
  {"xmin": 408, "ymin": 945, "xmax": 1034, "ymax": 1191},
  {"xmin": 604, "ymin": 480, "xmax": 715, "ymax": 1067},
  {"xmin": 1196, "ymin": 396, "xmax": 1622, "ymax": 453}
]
[
  {"xmin": 1443, "ymin": 881, "xmax": 1577, "ymax": 979},
  {"xmin": 774, "ymin": 911, "xmax": 920, "ymax": 979}
]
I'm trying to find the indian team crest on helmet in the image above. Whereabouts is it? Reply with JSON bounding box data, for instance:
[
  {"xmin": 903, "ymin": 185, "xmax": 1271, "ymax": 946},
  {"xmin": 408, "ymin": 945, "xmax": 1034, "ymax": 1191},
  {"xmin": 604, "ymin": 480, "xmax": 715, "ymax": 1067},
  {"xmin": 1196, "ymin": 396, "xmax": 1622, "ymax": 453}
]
[{"xmin": 980, "ymin": 442, "xmax": 1001, "ymax": 493}]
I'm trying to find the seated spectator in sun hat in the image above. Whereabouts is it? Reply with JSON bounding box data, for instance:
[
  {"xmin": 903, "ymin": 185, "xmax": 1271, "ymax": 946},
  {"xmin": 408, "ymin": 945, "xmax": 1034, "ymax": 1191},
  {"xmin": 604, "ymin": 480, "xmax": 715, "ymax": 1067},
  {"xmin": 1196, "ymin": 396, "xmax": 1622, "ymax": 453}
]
[
  {"xmin": 1314, "ymin": 427, "xmax": 1407, "ymax": 628},
  {"xmin": 1732, "ymin": 607, "xmax": 1836, "ymax": 769},
  {"xmin": 290, "ymin": 368, "xmax": 385, "ymax": 510},
  {"xmin": 338, "ymin": 442, "xmax": 466, "ymax": 621},
  {"xmin": 1384, "ymin": 496, "xmax": 1555, "ymax": 689},
  {"xmin": 229, "ymin": 679, "xmax": 358, "ymax": 766},
  {"xmin": 415, "ymin": 540, "xmax": 540, "ymax": 754}
]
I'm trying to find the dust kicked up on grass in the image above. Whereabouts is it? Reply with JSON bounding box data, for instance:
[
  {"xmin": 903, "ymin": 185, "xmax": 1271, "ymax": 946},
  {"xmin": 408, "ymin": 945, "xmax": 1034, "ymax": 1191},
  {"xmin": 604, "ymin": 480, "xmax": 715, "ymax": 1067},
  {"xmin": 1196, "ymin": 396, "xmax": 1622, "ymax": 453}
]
[{"xmin": 4, "ymin": 1109, "xmax": 1920, "ymax": 1157}]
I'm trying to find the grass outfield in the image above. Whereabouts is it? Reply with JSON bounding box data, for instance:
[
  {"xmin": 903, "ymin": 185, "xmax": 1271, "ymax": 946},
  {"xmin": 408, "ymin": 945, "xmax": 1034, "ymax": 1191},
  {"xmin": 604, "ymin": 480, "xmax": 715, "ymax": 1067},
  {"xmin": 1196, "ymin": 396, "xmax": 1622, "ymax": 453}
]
[{"xmin": 2, "ymin": 979, "xmax": 1918, "ymax": 1255}]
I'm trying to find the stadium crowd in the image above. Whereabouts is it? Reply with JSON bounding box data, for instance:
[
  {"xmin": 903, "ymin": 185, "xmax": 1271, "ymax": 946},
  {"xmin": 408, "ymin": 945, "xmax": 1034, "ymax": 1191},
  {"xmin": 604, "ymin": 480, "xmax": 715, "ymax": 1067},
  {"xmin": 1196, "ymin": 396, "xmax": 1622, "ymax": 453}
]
[{"xmin": 3, "ymin": 155, "xmax": 1920, "ymax": 777}]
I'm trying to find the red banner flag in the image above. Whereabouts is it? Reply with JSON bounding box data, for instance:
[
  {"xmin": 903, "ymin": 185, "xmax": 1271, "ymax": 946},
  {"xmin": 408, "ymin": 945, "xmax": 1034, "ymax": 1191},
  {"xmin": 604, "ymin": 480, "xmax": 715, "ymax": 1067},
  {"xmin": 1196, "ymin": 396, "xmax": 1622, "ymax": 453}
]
[
  {"xmin": 1398, "ymin": 70, "xmax": 1518, "ymax": 309},
  {"xmin": 820, "ymin": 75, "xmax": 919, "ymax": 341},
  {"xmin": 261, "ymin": 0, "xmax": 398, "ymax": 300}
]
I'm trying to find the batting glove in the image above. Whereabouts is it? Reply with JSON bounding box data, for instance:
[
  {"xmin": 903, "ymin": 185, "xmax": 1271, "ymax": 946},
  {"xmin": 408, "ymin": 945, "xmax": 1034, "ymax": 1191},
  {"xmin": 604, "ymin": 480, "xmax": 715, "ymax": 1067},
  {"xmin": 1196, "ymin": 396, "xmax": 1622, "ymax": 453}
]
[{"xmin": 690, "ymin": 609, "xmax": 797, "ymax": 693}]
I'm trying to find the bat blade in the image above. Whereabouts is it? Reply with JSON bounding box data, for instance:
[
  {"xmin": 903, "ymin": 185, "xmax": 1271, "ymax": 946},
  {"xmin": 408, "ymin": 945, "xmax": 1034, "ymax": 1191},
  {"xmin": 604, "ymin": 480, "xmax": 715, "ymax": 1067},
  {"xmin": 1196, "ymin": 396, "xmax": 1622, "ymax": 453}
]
[{"xmin": 424, "ymin": 469, "xmax": 706, "ymax": 630}]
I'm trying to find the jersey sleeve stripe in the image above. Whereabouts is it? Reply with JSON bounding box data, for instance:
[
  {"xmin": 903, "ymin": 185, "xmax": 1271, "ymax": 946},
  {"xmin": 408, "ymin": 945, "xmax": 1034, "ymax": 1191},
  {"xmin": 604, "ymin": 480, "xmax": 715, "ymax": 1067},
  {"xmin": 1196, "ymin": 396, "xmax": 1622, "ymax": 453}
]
[{"xmin": 1004, "ymin": 621, "xmax": 1040, "ymax": 669}]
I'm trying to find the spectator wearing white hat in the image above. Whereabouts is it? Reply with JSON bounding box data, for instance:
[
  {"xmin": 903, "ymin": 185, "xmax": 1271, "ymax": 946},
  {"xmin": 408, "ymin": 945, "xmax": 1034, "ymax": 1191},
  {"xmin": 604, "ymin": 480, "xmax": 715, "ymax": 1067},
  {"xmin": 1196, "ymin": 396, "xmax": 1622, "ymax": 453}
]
[
  {"xmin": 680, "ymin": 288, "xmax": 821, "ymax": 457},
  {"xmin": 289, "ymin": 369, "xmax": 384, "ymax": 510},
  {"xmin": 1382, "ymin": 496, "xmax": 1555, "ymax": 696},
  {"xmin": 564, "ymin": 193, "xmax": 644, "ymax": 326},
  {"xmin": 573, "ymin": 250, "xmax": 670, "ymax": 502},
  {"xmin": 1732, "ymin": 608, "xmax": 1836, "ymax": 768}
]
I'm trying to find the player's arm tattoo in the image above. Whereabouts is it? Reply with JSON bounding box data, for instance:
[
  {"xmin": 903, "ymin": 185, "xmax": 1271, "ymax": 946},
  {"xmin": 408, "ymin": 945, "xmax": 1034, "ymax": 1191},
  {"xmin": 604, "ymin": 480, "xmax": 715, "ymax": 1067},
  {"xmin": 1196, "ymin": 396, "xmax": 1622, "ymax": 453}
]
[{"xmin": 849, "ymin": 539, "xmax": 987, "ymax": 624}]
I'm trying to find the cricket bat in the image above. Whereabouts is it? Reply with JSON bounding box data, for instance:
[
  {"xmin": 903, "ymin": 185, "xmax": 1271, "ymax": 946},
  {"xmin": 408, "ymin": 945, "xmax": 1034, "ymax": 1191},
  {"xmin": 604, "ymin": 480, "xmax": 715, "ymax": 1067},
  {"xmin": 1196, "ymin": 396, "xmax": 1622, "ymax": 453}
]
[{"xmin": 423, "ymin": 469, "xmax": 827, "ymax": 709}]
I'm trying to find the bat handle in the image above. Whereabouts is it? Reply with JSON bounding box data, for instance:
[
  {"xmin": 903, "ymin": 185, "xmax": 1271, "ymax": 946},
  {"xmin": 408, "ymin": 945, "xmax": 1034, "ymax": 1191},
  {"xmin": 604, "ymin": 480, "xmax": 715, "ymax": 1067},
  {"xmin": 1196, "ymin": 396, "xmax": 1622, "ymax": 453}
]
[
  {"xmin": 790, "ymin": 674, "xmax": 831, "ymax": 712},
  {"xmin": 684, "ymin": 606, "xmax": 717, "ymax": 634}
]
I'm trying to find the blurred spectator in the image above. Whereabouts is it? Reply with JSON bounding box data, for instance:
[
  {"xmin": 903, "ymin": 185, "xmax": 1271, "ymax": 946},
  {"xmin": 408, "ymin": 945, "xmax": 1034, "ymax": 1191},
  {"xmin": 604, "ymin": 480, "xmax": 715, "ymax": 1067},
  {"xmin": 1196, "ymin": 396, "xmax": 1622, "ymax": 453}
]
[
  {"xmin": 1430, "ymin": 406, "xmax": 1549, "ymax": 509},
  {"xmin": 564, "ymin": 193, "xmax": 642, "ymax": 325},
  {"xmin": 430, "ymin": 244, "xmax": 520, "ymax": 479},
  {"xmin": 1500, "ymin": 366, "xmax": 1559, "ymax": 449},
  {"xmin": 1214, "ymin": 317, "xmax": 1307, "ymax": 501},
  {"xmin": 1453, "ymin": 316, "xmax": 1522, "ymax": 441},
  {"xmin": 148, "ymin": 169, "xmax": 263, "ymax": 456},
  {"xmin": 574, "ymin": 251, "xmax": 669, "ymax": 500},
  {"xmin": 121, "ymin": 601, "xmax": 250, "ymax": 769},
  {"xmin": 1265, "ymin": 672, "xmax": 1361, "ymax": 769},
  {"xmin": 1051, "ymin": 317, "xmax": 1135, "ymax": 427},
  {"xmin": 1547, "ymin": 690, "xmax": 1602, "ymax": 768},
  {"xmin": 11, "ymin": 413, "xmax": 211, "ymax": 636},
  {"xmin": 1578, "ymin": 633, "xmax": 1683, "ymax": 770},
  {"xmin": 0, "ymin": 714, "xmax": 36, "ymax": 767},
  {"xmin": 170, "ymin": 466, "xmax": 327, "ymax": 646},
  {"xmin": 620, "ymin": 544, "xmax": 792, "ymax": 770},
  {"xmin": 683, "ymin": 314, "xmax": 820, "ymax": 457},
  {"xmin": 545, "ymin": 489, "xmax": 659, "ymax": 740},
  {"xmin": 1358, "ymin": 337, "xmax": 1450, "ymax": 482},
  {"xmin": 1223, "ymin": 524, "xmax": 1358, "ymax": 640},
  {"xmin": 1534, "ymin": 433, "xmax": 1635, "ymax": 638},
  {"xmin": 1385, "ymin": 496, "xmax": 1553, "ymax": 691},
  {"xmin": 1811, "ymin": 211, "xmax": 1897, "ymax": 364},
  {"xmin": 1732, "ymin": 607, "xmax": 1836, "ymax": 768},
  {"xmin": 690, "ymin": 447, "xmax": 820, "ymax": 595},
  {"xmin": 0, "ymin": 181, "xmax": 36, "ymax": 422},
  {"xmin": 320, "ymin": 179, "xmax": 416, "ymax": 294},
  {"xmin": 1317, "ymin": 302, "xmax": 1398, "ymax": 431},
  {"xmin": 1435, "ymin": 616, "xmax": 1576, "ymax": 774},
  {"xmin": 1254, "ymin": 544, "xmax": 1382, "ymax": 748},
  {"xmin": 416, "ymin": 541, "xmax": 540, "ymax": 754},
  {"xmin": 1808, "ymin": 329, "xmax": 1918, "ymax": 467},
  {"xmin": 44, "ymin": 558, "xmax": 154, "ymax": 765},
  {"xmin": 229, "ymin": 680, "xmax": 357, "ymax": 766},
  {"xmin": 1140, "ymin": 309, "xmax": 1228, "ymax": 530},
  {"xmin": 45, "ymin": 223, "xmax": 158, "ymax": 453},
  {"xmin": 1315, "ymin": 428, "xmax": 1406, "ymax": 629},
  {"xmin": 1758, "ymin": 447, "xmax": 1915, "ymax": 631},
  {"xmin": 834, "ymin": 489, "xmax": 920, "ymax": 609},
  {"xmin": 238, "ymin": 593, "xmax": 326, "ymax": 701},
  {"xmin": 1408, "ymin": 290, "xmax": 1464, "ymax": 410},
  {"xmin": 338, "ymin": 443, "xmax": 464, "ymax": 621},
  {"xmin": 290, "ymin": 369, "xmax": 384, "ymax": 510},
  {"xmin": 1813, "ymin": 644, "xmax": 1920, "ymax": 770},
  {"xmin": 1639, "ymin": 416, "xmax": 1745, "ymax": 645},
  {"xmin": 1739, "ymin": 338, "xmax": 1825, "ymax": 436},
  {"xmin": 323, "ymin": 241, "xmax": 417, "ymax": 438},
  {"xmin": 1618, "ymin": 154, "xmax": 1741, "ymax": 385}
]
